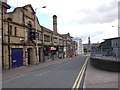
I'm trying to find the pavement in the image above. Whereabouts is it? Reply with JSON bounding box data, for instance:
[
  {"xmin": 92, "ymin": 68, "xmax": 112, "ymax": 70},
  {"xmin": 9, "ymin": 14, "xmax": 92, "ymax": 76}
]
[
  {"xmin": 2, "ymin": 57, "xmax": 73, "ymax": 81},
  {"xmin": 83, "ymin": 58, "xmax": 119, "ymax": 88}
]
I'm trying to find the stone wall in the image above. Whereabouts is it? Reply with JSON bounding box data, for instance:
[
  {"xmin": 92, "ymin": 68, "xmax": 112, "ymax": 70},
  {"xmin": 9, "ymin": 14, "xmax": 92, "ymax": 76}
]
[{"xmin": 90, "ymin": 57, "xmax": 120, "ymax": 72}]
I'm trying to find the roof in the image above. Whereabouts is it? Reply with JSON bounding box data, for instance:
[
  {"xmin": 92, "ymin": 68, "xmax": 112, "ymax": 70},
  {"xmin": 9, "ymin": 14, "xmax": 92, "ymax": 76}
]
[
  {"xmin": 41, "ymin": 26, "xmax": 53, "ymax": 33},
  {"xmin": 2, "ymin": 2, "xmax": 11, "ymax": 9},
  {"xmin": 6, "ymin": 4, "xmax": 35, "ymax": 14},
  {"xmin": 104, "ymin": 37, "xmax": 120, "ymax": 40},
  {"xmin": 61, "ymin": 33, "xmax": 73, "ymax": 38},
  {"xmin": 23, "ymin": 4, "xmax": 35, "ymax": 14}
]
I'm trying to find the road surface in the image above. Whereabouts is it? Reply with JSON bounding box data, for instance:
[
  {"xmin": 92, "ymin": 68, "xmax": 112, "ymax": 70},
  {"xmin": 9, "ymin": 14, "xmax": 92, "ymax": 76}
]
[{"xmin": 3, "ymin": 56, "xmax": 88, "ymax": 89}]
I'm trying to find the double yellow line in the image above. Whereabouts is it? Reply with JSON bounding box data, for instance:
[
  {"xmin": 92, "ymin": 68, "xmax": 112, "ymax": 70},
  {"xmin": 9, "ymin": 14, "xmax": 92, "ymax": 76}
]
[{"xmin": 72, "ymin": 57, "xmax": 89, "ymax": 90}]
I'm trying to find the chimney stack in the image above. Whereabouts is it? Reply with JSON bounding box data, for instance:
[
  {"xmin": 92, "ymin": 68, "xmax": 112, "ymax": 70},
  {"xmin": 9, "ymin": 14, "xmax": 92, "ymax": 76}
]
[
  {"xmin": 53, "ymin": 15, "xmax": 57, "ymax": 34},
  {"xmin": 88, "ymin": 37, "xmax": 91, "ymax": 45}
]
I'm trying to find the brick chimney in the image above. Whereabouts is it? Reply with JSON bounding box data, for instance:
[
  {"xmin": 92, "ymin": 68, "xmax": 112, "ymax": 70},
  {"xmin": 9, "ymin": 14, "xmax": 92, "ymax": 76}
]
[
  {"xmin": 88, "ymin": 37, "xmax": 91, "ymax": 45},
  {"xmin": 53, "ymin": 15, "xmax": 57, "ymax": 34}
]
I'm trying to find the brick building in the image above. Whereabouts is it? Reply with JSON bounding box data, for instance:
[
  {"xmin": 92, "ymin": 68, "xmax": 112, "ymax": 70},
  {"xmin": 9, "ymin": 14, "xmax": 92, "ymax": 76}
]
[
  {"xmin": 1, "ymin": 2, "xmax": 78, "ymax": 70},
  {"xmin": 2, "ymin": 3, "xmax": 43, "ymax": 69}
]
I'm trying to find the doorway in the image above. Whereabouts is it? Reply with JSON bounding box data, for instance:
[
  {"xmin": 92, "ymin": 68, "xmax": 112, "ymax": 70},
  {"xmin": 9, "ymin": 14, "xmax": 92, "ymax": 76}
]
[{"xmin": 28, "ymin": 48, "xmax": 32, "ymax": 65}]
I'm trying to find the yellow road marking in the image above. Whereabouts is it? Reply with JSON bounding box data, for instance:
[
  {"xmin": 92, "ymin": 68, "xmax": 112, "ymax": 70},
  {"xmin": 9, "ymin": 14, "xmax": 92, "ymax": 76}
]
[
  {"xmin": 72, "ymin": 64, "xmax": 85, "ymax": 90},
  {"xmin": 76, "ymin": 64, "xmax": 86, "ymax": 89},
  {"xmin": 72, "ymin": 57, "xmax": 89, "ymax": 90}
]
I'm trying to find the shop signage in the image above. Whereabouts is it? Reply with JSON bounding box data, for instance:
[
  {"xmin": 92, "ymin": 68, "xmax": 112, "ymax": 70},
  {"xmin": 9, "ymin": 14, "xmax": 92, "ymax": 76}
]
[{"xmin": 50, "ymin": 47, "xmax": 56, "ymax": 50}]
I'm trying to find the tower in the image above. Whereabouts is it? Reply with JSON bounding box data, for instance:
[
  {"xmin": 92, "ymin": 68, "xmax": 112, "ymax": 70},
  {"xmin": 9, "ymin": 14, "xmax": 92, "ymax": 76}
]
[
  {"xmin": 88, "ymin": 37, "xmax": 91, "ymax": 45},
  {"xmin": 53, "ymin": 15, "xmax": 57, "ymax": 34}
]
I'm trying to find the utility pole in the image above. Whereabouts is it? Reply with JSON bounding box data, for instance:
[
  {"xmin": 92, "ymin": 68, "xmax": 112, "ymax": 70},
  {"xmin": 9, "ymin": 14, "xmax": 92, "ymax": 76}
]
[
  {"xmin": 0, "ymin": 1, "xmax": 2, "ymax": 89},
  {"xmin": 35, "ymin": 9, "xmax": 39, "ymax": 64},
  {"xmin": 35, "ymin": 6, "xmax": 46, "ymax": 64}
]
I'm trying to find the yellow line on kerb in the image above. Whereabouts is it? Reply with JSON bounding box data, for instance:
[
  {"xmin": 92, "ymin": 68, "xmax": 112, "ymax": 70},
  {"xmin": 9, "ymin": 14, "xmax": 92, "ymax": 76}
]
[{"xmin": 72, "ymin": 57, "xmax": 89, "ymax": 90}]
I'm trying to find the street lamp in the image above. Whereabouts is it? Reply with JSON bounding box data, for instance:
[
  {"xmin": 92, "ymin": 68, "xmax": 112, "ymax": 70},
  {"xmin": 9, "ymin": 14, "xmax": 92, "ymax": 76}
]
[
  {"xmin": 35, "ymin": 6, "xmax": 46, "ymax": 64},
  {"xmin": 112, "ymin": 26, "xmax": 120, "ymax": 37}
]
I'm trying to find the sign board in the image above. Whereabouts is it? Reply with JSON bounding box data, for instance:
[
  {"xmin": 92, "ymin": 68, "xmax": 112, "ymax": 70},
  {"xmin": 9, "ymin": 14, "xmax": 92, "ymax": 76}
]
[{"xmin": 50, "ymin": 47, "xmax": 56, "ymax": 50}]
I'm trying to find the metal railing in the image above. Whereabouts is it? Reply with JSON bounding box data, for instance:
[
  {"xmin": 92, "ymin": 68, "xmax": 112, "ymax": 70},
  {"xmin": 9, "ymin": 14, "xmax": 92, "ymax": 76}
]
[{"xmin": 91, "ymin": 47, "xmax": 120, "ymax": 61}]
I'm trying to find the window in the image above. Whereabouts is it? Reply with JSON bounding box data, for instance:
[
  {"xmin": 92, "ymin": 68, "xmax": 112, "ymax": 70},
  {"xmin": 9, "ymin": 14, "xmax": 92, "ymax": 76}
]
[
  {"xmin": 44, "ymin": 35, "xmax": 50, "ymax": 42},
  {"xmin": 53, "ymin": 37, "xmax": 57, "ymax": 43},
  {"xmin": 14, "ymin": 27, "xmax": 17, "ymax": 36},
  {"xmin": 37, "ymin": 33, "xmax": 39, "ymax": 39},
  {"xmin": 10, "ymin": 25, "xmax": 12, "ymax": 36},
  {"xmin": 28, "ymin": 23, "xmax": 32, "ymax": 40},
  {"xmin": 59, "ymin": 39, "xmax": 62, "ymax": 44}
]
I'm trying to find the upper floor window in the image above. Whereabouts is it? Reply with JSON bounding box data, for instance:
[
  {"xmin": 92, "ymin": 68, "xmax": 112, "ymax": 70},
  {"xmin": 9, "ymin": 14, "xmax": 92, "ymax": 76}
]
[
  {"xmin": 14, "ymin": 27, "xmax": 17, "ymax": 36},
  {"xmin": 53, "ymin": 37, "xmax": 58, "ymax": 43},
  {"xmin": 59, "ymin": 39, "xmax": 63, "ymax": 44},
  {"xmin": 28, "ymin": 24, "xmax": 32, "ymax": 32},
  {"xmin": 44, "ymin": 35, "xmax": 50, "ymax": 42},
  {"xmin": 28, "ymin": 23, "xmax": 32, "ymax": 40},
  {"xmin": 7, "ymin": 17, "xmax": 12, "ymax": 21},
  {"xmin": 10, "ymin": 25, "xmax": 12, "ymax": 36}
]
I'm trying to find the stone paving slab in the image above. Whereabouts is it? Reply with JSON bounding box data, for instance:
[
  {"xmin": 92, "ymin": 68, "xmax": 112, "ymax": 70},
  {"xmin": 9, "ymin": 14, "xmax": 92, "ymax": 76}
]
[{"xmin": 83, "ymin": 59, "xmax": 119, "ymax": 88}]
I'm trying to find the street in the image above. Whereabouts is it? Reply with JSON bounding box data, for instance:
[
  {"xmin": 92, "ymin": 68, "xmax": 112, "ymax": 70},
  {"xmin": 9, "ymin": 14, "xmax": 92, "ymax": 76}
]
[{"xmin": 3, "ymin": 56, "xmax": 88, "ymax": 88}]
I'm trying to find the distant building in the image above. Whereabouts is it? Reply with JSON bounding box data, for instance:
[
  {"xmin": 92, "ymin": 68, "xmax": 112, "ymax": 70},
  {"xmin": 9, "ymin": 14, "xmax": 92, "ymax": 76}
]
[
  {"xmin": 83, "ymin": 37, "xmax": 92, "ymax": 53},
  {"xmin": 104, "ymin": 37, "xmax": 120, "ymax": 58},
  {"xmin": 78, "ymin": 39, "xmax": 84, "ymax": 55},
  {"xmin": 73, "ymin": 38, "xmax": 84, "ymax": 55},
  {"xmin": 1, "ymin": 2, "xmax": 78, "ymax": 70},
  {"xmin": 88, "ymin": 37, "xmax": 91, "ymax": 45},
  {"xmin": 83, "ymin": 43, "xmax": 100, "ymax": 53}
]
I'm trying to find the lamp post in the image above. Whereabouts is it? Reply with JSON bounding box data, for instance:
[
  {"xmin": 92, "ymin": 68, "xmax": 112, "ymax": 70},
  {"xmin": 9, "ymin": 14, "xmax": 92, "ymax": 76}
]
[
  {"xmin": 0, "ymin": 1, "xmax": 2, "ymax": 71},
  {"xmin": 112, "ymin": 26, "xmax": 120, "ymax": 60},
  {"xmin": 112, "ymin": 26, "xmax": 120, "ymax": 37},
  {"xmin": 35, "ymin": 6, "xmax": 46, "ymax": 64}
]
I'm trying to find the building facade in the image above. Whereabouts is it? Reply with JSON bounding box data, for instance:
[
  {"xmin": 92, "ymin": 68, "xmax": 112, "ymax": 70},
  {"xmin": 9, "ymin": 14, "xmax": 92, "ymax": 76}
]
[
  {"xmin": 104, "ymin": 37, "xmax": 120, "ymax": 59},
  {"xmin": 2, "ymin": 3, "xmax": 43, "ymax": 69},
  {"xmin": 2, "ymin": 2, "xmax": 78, "ymax": 70}
]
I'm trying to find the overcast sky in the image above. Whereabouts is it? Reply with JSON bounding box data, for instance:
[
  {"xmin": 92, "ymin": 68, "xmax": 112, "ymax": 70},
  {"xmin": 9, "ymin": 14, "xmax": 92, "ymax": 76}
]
[{"xmin": 7, "ymin": 0, "xmax": 118, "ymax": 44}]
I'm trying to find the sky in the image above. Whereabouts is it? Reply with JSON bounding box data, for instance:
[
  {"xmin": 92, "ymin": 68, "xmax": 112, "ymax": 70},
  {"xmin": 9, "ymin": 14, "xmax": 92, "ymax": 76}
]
[{"xmin": 7, "ymin": 0, "xmax": 119, "ymax": 44}]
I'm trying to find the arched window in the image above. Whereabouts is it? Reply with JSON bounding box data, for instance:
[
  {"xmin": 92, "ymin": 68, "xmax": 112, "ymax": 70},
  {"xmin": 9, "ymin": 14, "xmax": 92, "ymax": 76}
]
[
  {"xmin": 27, "ymin": 22, "xmax": 33, "ymax": 40},
  {"xmin": 7, "ymin": 17, "xmax": 12, "ymax": 21}
]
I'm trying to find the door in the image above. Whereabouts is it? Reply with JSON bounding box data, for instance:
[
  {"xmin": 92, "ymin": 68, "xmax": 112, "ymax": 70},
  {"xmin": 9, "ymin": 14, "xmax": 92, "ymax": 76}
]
[
  {"xmin": 12, "ymin": 48, "xmax": 23, "ymax": 68},
  {"xmin": 28, "ymin": 48, "xmax": 32, "ymax": 65},
  {"xmin": 39, "ymin": 48, "xmax": 41, "ymax": 62}
]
